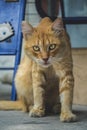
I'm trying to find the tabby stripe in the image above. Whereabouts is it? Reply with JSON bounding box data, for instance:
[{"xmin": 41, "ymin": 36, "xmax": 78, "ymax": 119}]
[{"xmin": 59, "ymin": 86, "xmax": 70, "ymax": 94}]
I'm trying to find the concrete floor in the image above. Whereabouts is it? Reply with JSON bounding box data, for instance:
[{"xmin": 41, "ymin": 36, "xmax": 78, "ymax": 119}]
[{"xmin": 0, "ymin": 82, "xmax": 87, "ymax": 130}]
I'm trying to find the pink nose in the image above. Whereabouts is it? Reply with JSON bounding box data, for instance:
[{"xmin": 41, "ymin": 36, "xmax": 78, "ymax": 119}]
[{"xmin": 43, "ymin": 58, "xmax": 48, "ymax": 63}]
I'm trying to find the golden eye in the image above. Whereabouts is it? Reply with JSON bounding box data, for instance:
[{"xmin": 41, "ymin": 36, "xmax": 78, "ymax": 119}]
[
  {"xmin": 49, "ymin": 44, "xmax": 56, "ymax": 50},
  {"xmin": 33, "ymin": 45, "xmax": 40, "ymax": 52}
]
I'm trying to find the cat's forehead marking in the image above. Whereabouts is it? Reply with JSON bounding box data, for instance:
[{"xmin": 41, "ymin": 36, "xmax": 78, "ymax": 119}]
[
  {"xmin": 32, "ymin": 30, "xmax": 61, "ymax": 51},
  {"xmin": 36, "ymin": 32, "xmax": 51, "ymax": 45}
]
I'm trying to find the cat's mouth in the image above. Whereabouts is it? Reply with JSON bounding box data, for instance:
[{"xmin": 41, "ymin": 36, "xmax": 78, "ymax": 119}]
[
  {"xmin": 37, "ymin": 60, "xmax": 51, "ymax": 67},
  {"xmin": 42, "ymin": 62, "xmax": 51, "ymax": 68},
  {"xmin": 43, "ymin": 62, "xmax": 50, "ymax": 66}
]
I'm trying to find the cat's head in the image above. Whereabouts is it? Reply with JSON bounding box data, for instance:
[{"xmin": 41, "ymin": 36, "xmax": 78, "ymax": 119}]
[{"xmin": 22, "ymin": 17, "xmax": 69, "ymax": 68}]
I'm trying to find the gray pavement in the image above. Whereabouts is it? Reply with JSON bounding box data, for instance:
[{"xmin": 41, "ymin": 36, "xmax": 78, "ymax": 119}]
[{"xmin": 0, "ymin": 82, "xmax": 87, "ymax": 130}]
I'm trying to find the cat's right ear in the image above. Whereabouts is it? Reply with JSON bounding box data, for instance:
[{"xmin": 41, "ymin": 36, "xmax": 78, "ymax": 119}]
[
  {"xmin": 22, "ymin": 21, "xmax": 34, "ymax": 40},
  {"xmin": 52, "ymin": 18, "xmax": 64, "ymax": 36}
]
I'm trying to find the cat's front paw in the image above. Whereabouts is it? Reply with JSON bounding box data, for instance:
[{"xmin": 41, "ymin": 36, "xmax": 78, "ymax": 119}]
[
  {"xmin": 29, "ymin": 107, "xmax": 45, "ymax": 117},
  {"xmin": 60, "ymin": 111, "xmax": 77, "ymax": 122}
]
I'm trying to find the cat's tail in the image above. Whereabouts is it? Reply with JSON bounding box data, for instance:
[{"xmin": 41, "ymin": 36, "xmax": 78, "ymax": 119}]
[{"xmin": 0, "ymin": 100, "xmax": 26, "ymax": 111}]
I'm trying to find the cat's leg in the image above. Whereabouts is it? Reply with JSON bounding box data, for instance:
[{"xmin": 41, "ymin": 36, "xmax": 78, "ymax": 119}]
[
  {"xmin": 29, "ymin": 71, "xmax": 45, "ymax": 117},
  {"xmin": 29, "ymin": 85, "xmax": 45, "ymax": 117},
  {"xmin": 59, "ymin": 71, "xmax": 77, "ymax": 122},
  {"xmin": 15, "ymin": 69, "xmax": 33, "ymax": 113}
]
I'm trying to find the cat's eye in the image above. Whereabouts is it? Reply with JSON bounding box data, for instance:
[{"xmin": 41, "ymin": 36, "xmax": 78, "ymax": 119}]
[
  {"xmin": 49, "ymin": 44, "xmax": 56, "ymax": 50},
  {"xmin": 33, "ymin": 45, "xmax": 40, "ymax": 52}
]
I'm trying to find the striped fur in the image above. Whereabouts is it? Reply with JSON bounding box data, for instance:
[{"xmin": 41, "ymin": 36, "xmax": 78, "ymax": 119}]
[{"xmin": 0, "ymin": 17, "xmax": 77, "ymax": 122}]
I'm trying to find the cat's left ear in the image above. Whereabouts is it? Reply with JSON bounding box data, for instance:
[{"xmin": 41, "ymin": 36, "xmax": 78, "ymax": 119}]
[
  {"xmin": 52, "ymin": 18, "xmax": 64, "ymax": 36},
  {"xmin": 22, "ymin": 21, "xmax": 34, "ymax": 40}
]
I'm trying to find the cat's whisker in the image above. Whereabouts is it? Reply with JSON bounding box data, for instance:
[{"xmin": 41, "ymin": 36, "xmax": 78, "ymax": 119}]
[
  {"xmin": 66, "ymin": 62, "xmax": 83, "ymax": 69},
  {"xmin": 53, "ymin": 58, "xmax": 84, "ymax": 69},
  {"xmin": 52, "ymin": 60, "xmax": 60, "ymax": 65},
  {"xmin": 52, "ymin": 57, "xmax": 63, "ymax": 63},
  {"xmin": 53, "ymin": 58, "xmax": 87, "ymax": 81},
  {"xmin": 73, "ymin": 70, "xmax": 82, "ymax": 80}
]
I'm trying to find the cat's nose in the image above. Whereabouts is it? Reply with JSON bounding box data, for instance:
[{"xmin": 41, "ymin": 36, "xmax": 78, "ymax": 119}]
[{"xmin": 42, "ymin": 58, "xmax": 48, "ymax": 63}]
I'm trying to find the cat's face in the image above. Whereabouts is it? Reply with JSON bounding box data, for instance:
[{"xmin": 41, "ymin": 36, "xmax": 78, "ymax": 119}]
[
  {"xmin": 22, "ymin": 17, "xmax": 66, "ymax": 68},
  {"xmin": 25, "ymin": 32, "xmax": 66, "ymax": 67}
]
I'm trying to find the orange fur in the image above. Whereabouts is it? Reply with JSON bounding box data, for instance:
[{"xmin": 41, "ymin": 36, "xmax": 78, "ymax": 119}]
[{"xmin": 0, "ymin": 17, "xmax": 77, "ymax": 122}]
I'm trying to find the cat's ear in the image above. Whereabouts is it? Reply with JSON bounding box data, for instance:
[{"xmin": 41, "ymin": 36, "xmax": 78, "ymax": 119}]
[
  {"xmin": 52, "ymin": 18, "xmax": 64, "ymax": 36},
  {"xmin": 22, "ymin": 21, "xmax": 34, "ymax": 40}
]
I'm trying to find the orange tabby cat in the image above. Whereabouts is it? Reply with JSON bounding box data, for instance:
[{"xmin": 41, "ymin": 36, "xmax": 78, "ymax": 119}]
[{"xmin": 0, "ymin": 17, "xmax": 77, "ymax": 122}]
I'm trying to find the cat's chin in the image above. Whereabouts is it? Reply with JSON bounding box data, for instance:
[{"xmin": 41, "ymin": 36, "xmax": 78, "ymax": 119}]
[{"xmin": 38, "ymin": 63, "xmax": 51, "ymax": 68}]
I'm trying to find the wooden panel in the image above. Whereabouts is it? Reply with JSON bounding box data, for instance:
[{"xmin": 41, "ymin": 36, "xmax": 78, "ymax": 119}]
[{"xmin": 72, "ymin": 49, "xmax": 87, "ymax": 105}]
